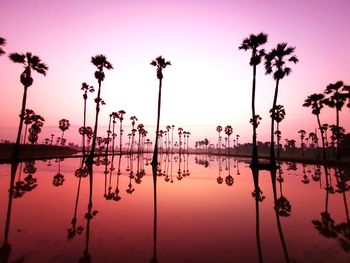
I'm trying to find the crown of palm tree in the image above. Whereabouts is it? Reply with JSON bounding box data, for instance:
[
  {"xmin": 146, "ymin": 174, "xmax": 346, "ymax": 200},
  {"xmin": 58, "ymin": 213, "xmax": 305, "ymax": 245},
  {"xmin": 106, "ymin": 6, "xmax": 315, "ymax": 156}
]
[
  {"xmin": 150, "ymin": 56, "xmax": 171, "ymax": 79},
  {"xmin": 216, "ymin": 125, "xmax": 222, "ymax": 132},
  {"xmin": 264, "ymin": 43, "xmax": 298, "ymax": 80},
  {"xmin": 59, "ymin": 119, "xmax": 70, "ymax": 131},
  {"xmin": 324, "ymin": 81, "xmax": 348, "ymax": 110},
  {"xmin": 81, "ymin": 82, "xmax": 95, "ymax": 93},
  {"xmin": 224, "ymin": 125, "xmax": 233, "ymax": 136},
  {"xmin": 303, "ymin": 93, "xmax": 325, "ymax": 115},
  {"xmin": 269, "ymin": 104, "xmax": 286, "ymax": 123},
  {"xmin": 239, "ymin": 32, "xmax": 268, "ymax": 66},
  {"xmin": 9, "ymin": 52, "xmax": 48, "ymax": 75},
  {"xmin": 0, "ymin": 37, "xmax": 6, "ymax": 56}
]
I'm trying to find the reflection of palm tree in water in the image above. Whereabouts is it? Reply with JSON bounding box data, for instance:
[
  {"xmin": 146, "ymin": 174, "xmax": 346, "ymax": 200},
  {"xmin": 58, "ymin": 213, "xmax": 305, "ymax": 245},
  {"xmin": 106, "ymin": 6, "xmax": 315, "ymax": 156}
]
[
  {"xmin": 150, "ymin": 161, "xmax": 158, "ymax": 263},
  {"xmin": 68, "ymin": 161, "xmax": 88, "ymax": 239},
  {"xmin": 251, "ymin": 167, "xmax": 264, "ymax": 263},
  {"xmin": 177, "ymin": 151, "xmax": 182, "ymax": 181},
  {"xmin": 53, "ymin": 158, "xmax": 65, "ymax": 187},
  {"xmin": 0, "ymin": 162, "xmax": 18, "ymax": 263},
  {"xmin": 126, "ymin": 154, "xmax": 135, "ymax": 194},
  {"xmin": 225, "ymin": 157, "xmax": 233, "ymax": 186},
  {"xmin": 217, "ymin": 156, "xmax": 223, "ymax": 184},
  {"xmin": 270, "ymin": 169, "xmax": 290, "ymax": 263},
  {"xmin": 275, "ymin": 167, "xmax": 291, "ymax": 217}
]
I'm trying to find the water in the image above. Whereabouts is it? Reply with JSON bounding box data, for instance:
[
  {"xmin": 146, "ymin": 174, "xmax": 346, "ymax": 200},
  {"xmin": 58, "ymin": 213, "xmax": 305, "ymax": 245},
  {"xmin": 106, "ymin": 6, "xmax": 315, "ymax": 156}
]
[{"xmin": 0, "ymin": 154, "xmax": 349, "ymax": 263}]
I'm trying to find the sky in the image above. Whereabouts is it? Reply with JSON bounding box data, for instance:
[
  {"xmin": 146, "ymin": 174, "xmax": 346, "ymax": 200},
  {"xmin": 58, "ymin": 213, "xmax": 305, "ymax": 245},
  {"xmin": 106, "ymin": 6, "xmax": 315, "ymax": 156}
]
[{"xmin": 0, "ymin": 0, "xmax": 349, "ymax": 147}]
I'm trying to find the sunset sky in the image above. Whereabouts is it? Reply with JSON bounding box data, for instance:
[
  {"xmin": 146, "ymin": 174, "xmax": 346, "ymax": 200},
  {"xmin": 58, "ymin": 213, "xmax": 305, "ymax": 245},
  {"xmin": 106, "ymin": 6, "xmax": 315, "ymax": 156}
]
[{"xmin": 0, "ymin": 0, "xmax": 349, "ymax": 146}]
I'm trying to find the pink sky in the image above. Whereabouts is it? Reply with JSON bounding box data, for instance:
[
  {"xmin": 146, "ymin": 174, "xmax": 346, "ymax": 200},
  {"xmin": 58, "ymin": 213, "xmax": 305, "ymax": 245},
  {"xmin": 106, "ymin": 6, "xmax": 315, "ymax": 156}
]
[{"xmin": 0, "ymin": 0, "xmax": 349, "ymax": 146}]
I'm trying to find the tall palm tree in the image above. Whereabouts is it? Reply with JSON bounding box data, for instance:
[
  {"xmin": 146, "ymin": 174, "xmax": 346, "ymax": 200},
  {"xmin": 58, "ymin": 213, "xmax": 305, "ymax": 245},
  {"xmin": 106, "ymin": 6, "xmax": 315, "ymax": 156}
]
[
  {"xmin": 298, "ymin": 130, "xmax": 306, "ymax": 157},
  {"xmin": 216, "ymin": 125, "xmax": 222, "ymax": 154},
  {"xmin": 270, "ymin": 105, "xmax": 285, "ymax": 159},
  {"xmin": 117, "ymin": 110, "xmax": 126, "ymax": 154},
  {"xmin": 22, "ymin": 109, "xmax": 35, "ymax": 144},
  {"xmin": 265, "ymin": 43, "xmax": 298, "ymax": 167},
  {"xmin": 111, "ymin": 112, "xmax": 119, "ymax": 155},
  {"xmin": 324, "ymin": 81, "xmax": 348, "ymax": 161},
  {"xmin": 81, "ymin": 82, "xmax": 94, "ymax": 156},
  {"xmin": 303, "ymin": 93, "xmax": 327, "ymax": 160},
  {"xmin": 224, "ymin": 125, "xmax": 233, "ymax": 155},
  {"xmin": 171, "ymin": 125, "xmax": 175, "ymax": 153},
  {"xmin": 87, "ymin": 54, "xmax": 113, "ymax": 164},
  {"xmin": 9, "ymin": 52, "xmax": 48, "ymax": 158},
  {"xmin": 166, "ymin": 125, "xmax": 171, "ymax": 153},
  {"xmin": 239, "ymin": 32, "xmax": 268, "ymax": 167},
  {"xmin": 178, "ymin": 127, "xmax": 183, "ymax": 155},
  {"xmin": 137, "ymin": 123, "xmax": 145, "ymax": 153},
  {"xmin": 0, "ymin": 37, "xmax": 5, "ymax": 56},
  {"xmin": 59, "ymin": 119, "xmax": 70, "ymax": 146},
  {"xmin": 150, "ymin": 56, "xmax": 171, "ymax": 166}
]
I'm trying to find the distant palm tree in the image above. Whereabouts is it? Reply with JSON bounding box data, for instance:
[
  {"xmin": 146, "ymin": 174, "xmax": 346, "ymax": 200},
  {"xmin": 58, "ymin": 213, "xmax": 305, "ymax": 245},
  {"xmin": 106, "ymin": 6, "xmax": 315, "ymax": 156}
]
[
  {"xmin": 270, "ymin": 105, "xmax": 285, "ymax": 159},
  {"xmin": 224, "ymin": 125, "xmax": 233, "ymax": 155},
  {"xmin": 166, "ymin": 125, "xmax": 171, "ymax": 153},
  {"xmin": 111, "ymin": 112, "xmax": 119, "ymax": 155},
  {"xmin": 9, "ymin": 52, "xmax": 48, "ymax": 158},
  {"xmin": 117, "ymin": 110, "xmax": 126, "ymax": 153},
  {"xmin": 265, "ymin": 43, "xmax": 298, "ymax": 167},
  {"xmin": 239, "ymin": 32, "xmax": 268, "ymax": 166},
  {"xmin": 87, "ymin": 54, "xmax": 113, "ymax": 164},
  {"xmin": 298, "ymin": 129, "xmax": 306, "ymax": 157},
  {"xmin": 129, "ymin": 116, "xmax": 138, "ymax": 153},
  {"xmin": 22, "ymin": 109, "xmax": 35, "ymax": 144},
  {"xmin": 0, "ymin": 37, "xmax": 5, "ymax": 56},
  {"xmin": 303, "ymin": 93, "xmax": 327, "ymax": 160},
  {"xmin": 324, "ymin": 81, "xmax": 348, "ymax": 161},
  {"xmin": 236, "ymin": 134, "xmax": 240, "ymax": 155},
  {"xmin": 171, "ymin": 125, "xmax": 175, "ymax": 153},
  {"xmin": 81, "ymin": 82, "xmax": 94, "ymax": 156},
  {"xmin": 137, "ymin": 123, "xmax": 145, "ymax": 153},
  {"xmin": 216, "ymin": 125, "xmax": 222, "ymax": 154},
  {"xmin": 150, "ymin": 56, "xmax": 171, "ymax": 166},
  {"xmin": 178, "ymin": 127, "xmax": 183, "ymax": 154},
  {"xmin": 59, "ymin": 119, "xmax": 70, "ymax": 146}
]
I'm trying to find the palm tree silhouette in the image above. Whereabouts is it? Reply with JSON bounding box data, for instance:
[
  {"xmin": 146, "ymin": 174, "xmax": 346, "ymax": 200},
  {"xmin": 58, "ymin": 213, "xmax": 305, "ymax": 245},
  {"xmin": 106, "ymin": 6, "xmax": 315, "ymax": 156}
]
[
  {"xmin": 303, "ymin": 93, "xmax": 327, "ymax": 160},
  {"xmin": 117, "ymin": 110, "xmax": 126, "ymax": 154},
  {"xmin": 265, "ymin": 43, "xmax": 298, "ymax": 167},
  {"xmin": 137, "ymin": 123, "xmax": 145, "ymax": 153},
  {"xmin": 270, "ymin": 105, "xmax": 285, "ymax": 159},
  {"xmin": 0, "ymin": 37, "xmax": 6, "ymax": 56},
  {"xmin": 9, "ymin": 52, "xmax": 48, "ymax": 158},
  {"xmin": 87, "ymin": 54, "xmax": 113, "ymax": 164},
  {"xmin": 239, "ymin": 32, "xmax": 268, "ymax": 167},
  {"xmin": 81, "ymin": 82, "xmax": 95, "ymax": 156},
  {"xmin": 129, "ymin": 116, "xmax": 138, "ymax": 153},
  {"xmin": 22, "ymin": 109, "xmax": 35, "ymax": 144},
  {"xmin": 298, "ymin": 129, "xmax": 306, "ymax": 157},
  {"xmin": 324, "ymin": 81, "xmax": 348, "ymax": 161},
  {"xmin": 224, "ymin": 125, "xmax": 233, "ymax": 155},
  {"xmin": 59, "ymin": 119, "xmax": 70, "ymax": 146},
  {"xmin": 150, "ymin": 56, "xmax": 171, "ymax": 167},
  {"xmin": 216, "ymin": 125, "xmax": 222, "ymax": 154}
]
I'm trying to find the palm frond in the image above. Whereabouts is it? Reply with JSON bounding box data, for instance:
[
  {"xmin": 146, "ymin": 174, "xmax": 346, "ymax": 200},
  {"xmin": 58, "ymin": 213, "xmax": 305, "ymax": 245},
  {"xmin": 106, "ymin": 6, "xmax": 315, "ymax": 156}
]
[{"xmin": 9, "ymin": 52, "xmax": 26, "ymax": 63}]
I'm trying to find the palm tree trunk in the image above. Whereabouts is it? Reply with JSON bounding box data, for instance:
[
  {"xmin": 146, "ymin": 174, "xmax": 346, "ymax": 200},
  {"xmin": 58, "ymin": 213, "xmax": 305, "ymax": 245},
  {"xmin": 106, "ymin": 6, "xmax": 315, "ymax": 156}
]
[
  {"xmin": 82, "ymin": 98, "xmax": 87, "ymax": 156},
  {"xmin": 105, "ymin": 115, "xmax": 112, "ymax": 158},
  {"xmin": 23, "ymin": 124, "xmax": 28, "ymax": 144},
  {"xmin": 13, "ymin": 86, "xmax": 29, "ymax": 159},
  {"xmin": 151, "ymin": 78, "xmax": 162, "ymax": 166},
  {"xmin": 336, "ymin": 109, "xmax": 340, "ymax": 161},
  {"xmin": 316, "ymin": 114, "xmax": 327, "ymax": 161},
  {"xmin": 251, "ymin": 65, "xmax": 259, "ymax": 167},
  {"xmin": 119, "ymin": 120, "xmax": 123, "ymax": 154},
  {"xmin": 87, "ymin": 80, "xmax": 102, "ymax": 164},
  {"xmin": 270, "ymin": 79, "xmax": 280, "ymax": 167}
]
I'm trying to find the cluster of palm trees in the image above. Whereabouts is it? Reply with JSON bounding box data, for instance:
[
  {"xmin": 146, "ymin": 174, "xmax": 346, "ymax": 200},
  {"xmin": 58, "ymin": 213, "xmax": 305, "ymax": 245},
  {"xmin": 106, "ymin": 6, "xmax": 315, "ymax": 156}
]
[
  {"xmin": 303, "ymin": 81, "xmax": 350, "ymax": 161},
  {"xmin": 239, "ymin": 32, "xmax": 298, "ymax": 168}
]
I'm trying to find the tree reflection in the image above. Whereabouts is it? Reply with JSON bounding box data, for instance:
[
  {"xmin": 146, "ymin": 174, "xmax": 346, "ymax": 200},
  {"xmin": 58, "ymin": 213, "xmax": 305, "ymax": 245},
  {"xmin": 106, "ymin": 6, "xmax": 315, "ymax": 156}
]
[
  {"xmin": 251, "ymin": 167, "xmax": 264, "ymax": 263},
  {"xmin": 312, "ymin": 166, "xmax": 350, "ymax": 252},
  {"xmin": 53, "ymin": 158, "xmax": 65, "ymax": 187},
  {"xmin": 150, "ymin": 161, "xmax": 158, "ymax": 263},
  {"xmin": 13, "ymin": 161, "xmax": 37, "ymax": 198},
  {"xmin": 270, "ymin": 168, "xmax": 290, "ymax": 263}
]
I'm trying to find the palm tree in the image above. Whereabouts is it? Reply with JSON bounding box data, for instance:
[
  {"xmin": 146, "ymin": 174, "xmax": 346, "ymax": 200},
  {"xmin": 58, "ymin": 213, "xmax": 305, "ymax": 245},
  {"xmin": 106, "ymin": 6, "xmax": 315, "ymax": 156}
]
[
  {"xmin": 137, "ymin": 123, "xmax": 145, "ymax": 153},
  {"xmin": 298, "ymin": 129, "xmax": 306, "ymax": 157},
  {"xmin": 323, "ymin": 81, "xmax": 348, "ymax": 161},
  {"xmin": 0, "ymin": 37, "xmax": 5, "ymax": 56},
  {"xmin": 270, "ymin": 105, "xmax": 285, "ymax": 159},
  {"xmin": 129, "ymin": 116, "xmax": 138, "ymax": 153},
  {"xmin": 216, "ymin": 125, "xmax": 222, "ymax": 154},
  {"xmin": 9, "ymin": 52, "xmax": 48, "ymax": 158},
  {"xmin": 303, "ymin": 93, "xmax": 327, "ymax": 160},
  {"xmin": 166, "ymin": 125, "xmax": 171, "ymax": 153},
  {"xmin": 239, "ymin": 32, "xmax": 268, "ymax": 167},
  {"xmin": 178, "ymin": 127, "xmax": 183, "ymax": 155},
  {"xmin": 22, "ymin": 109, "xmax": 35, "ymax": 144},
  {"xmin": 265, "ymin": 42, "xmax": 298, "ymax": 167},
  {"xmin": 117, "ymin": 110, "xmax": 126, "ymax": 154},
  {"xmin": 59, "ymin": 119, "xmax": 70, "ymax": 146},
  {"xmin": 87, "ymin": 54, "xmax": 113, "ymax": 164},
  {"xmin": 224, "ymin": 125, "xmax": 233, "ymax": 155},
  {"xmin": 150, "ymin": 56, "xmax": 171, "ymax": 166},
  {"xmin": 171, "ymin": 125, "xmax": 175, "ymax": 153},
  {"xmin": 81, "ymin": 82, "xmax": 94, "ymax": 156},
  {"xmin": 111, "ymin": 112, "xmax": 119, "ymax": 155}
]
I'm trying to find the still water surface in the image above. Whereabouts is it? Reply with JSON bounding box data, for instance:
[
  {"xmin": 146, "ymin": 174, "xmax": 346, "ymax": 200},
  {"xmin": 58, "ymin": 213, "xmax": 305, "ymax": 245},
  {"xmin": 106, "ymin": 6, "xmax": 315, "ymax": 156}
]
[{"xmin": 0, "ymin": 154, "xmax": 349, "ymax": 263}]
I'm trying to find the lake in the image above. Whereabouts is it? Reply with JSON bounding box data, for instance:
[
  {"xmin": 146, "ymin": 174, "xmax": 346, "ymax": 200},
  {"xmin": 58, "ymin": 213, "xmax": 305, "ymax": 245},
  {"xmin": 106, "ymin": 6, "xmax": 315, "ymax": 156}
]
[{"xmin": 0, "ymin": 153, "xmax": 349, "ymax": 263}]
